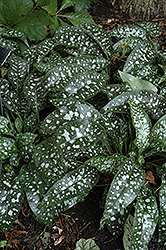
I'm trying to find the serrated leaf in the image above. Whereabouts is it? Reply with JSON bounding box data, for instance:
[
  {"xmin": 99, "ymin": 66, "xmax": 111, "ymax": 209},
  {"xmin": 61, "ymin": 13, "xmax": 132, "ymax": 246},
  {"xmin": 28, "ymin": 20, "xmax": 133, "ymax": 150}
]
[
  {"xmin": 61, "ymin": 12, "xmax": 94, "ymax": 26},
  {"xmin": 128, "ymin": 98, "xmax": 152, "ymax": 154},
  {"xmin": 0, "ymin": 172, "xmax": 23, "ymax": 233},
  {"xmin": 85, "ymin": 154, "xmax": 129, "ymax": 175},
  {"xmin": 104, "ymin": 158, "xmax": 144, "ymax": 220},
  {"xmin": 75, "ymin": 238, "xmax": 100, "ymax": 250},
  {"xmin": 119, "ymin": 71, "xmax": 157, "ymax": 92},
  {"xmin": 133, "ymin": 185, "xmax": 159, "ymax": 250},
  {"xmin": 109, "ymin": 25, "xmax": 147, "ymax": 40},
  {"xmin": 158, "ymin": 172, "xmax": 166, "ymax": 242},
  {"xmin": 0, "ymin": 136, "xmax": 17, "ymax": 160},
  {"xmin": 0, "ymin": 116, "xmax": 11, "ymax": 135},
  {"xmin": 137, "ymin": 21, "xmax": 162, "ymax": 38},
  {"xmin": 123, "ymin": 214, "xmax": 134, "ymax": 250},
  {"xmin": 38, "ymin": 165, "xmax": 99, "ymax": 227}
]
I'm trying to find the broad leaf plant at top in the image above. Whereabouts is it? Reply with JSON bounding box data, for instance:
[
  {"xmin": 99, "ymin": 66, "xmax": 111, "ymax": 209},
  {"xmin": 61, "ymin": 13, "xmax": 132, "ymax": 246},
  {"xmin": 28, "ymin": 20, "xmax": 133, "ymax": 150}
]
[{"xmin": 0, "ymin": 16, "xmax": 166, "ymax": 250}]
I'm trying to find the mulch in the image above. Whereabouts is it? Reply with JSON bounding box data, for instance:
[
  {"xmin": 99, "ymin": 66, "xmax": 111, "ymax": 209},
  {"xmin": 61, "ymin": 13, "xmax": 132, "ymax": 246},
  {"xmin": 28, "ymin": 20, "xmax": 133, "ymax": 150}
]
[{"xmin": 0, "ymin": 1, "xmax": 166, "ymax": 249}]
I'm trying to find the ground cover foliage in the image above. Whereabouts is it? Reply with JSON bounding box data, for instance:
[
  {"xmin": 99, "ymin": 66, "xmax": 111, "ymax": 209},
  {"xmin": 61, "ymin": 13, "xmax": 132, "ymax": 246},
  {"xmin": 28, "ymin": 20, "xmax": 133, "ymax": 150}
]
[{"xmin": 0, "ymin": 17, "xmax": 166, "ymax": 249}]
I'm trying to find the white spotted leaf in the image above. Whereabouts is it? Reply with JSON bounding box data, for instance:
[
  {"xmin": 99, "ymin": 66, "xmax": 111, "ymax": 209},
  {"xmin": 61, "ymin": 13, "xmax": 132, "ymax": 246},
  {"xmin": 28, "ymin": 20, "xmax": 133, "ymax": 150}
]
[
  {"xmin": 2, "ymin": 29, "xmax": 29, "ymax": 47},
  {"xmin": 0, "ymin": 136, "xmax": 17, "ymax": 160},
  {"xmin": 137, "ymin": 21, "xmax": 162, "ymax": 38},
  {"xmin": 113, "ymin": 37, "xmax": 142, "ymax": 52},
  {"xmin": 75, "ymin": 238, "xmax": 100, "ymax": 250},
  {"xmin": 132, "ymin": 185, "xmax": 159, "ymax": 250},
  {"xmin": 151, "ymin": 114, "xmax": 166, "ymax": 147},
  {"xmin": 123, "ymin": 214, "xmax": 134, "ymax": 250},
  {"xmin": 0, "ymin": 116, "xmax": 11, "ymax": 135},
  {"xmin": 158, "ymin": 172, "xmax": 166, "ymax": 242},
  {"xmin": 0, "ymin": 172, "xmax": 23, "ymax": 233},
  {"xmin": 18, "ymin": 133, "xmax": 37, "ymax": 148},
  {"xmin": 128, "ymin": 98, "xmax": 152, "ymax": 155},
  {"xmin": 109, "ymin": 25, "xmax": 147, "ymax": 40}
]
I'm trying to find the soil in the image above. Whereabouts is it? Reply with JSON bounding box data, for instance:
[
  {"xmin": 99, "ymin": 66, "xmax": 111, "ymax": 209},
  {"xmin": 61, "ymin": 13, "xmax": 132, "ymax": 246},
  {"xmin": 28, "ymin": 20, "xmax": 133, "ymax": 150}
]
[{"xmin": 1, "ymin": 1, "xmax": 166, "ymax": 249}]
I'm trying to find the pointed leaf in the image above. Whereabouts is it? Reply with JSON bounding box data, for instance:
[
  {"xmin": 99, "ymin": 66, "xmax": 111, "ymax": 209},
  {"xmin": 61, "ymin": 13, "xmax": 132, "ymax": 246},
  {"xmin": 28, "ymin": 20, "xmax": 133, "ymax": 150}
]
[
  {"xmin": 15, "ymin": 117, "xmax": 23, "ymax": 133},
  {"xmin": 2, "ymin": 29, "xmax": 29, "ymax": 47},
  {"xmin": 158, "ymin": 172, "xmax": 166, "ymax": 242},
  {"xmin": 75, "ymin": 238, "xmax": 100, "ymax": 250},
  {"xmin": 113, "ymin": 37, "xmax": 142, "ymax": 52},
  {"xmin": 128, "ymin": 98, "xmax": 152, "ymax": 154},
  {"xmin": 61, "ymin": 12, "xmax": 94, "ymax": 26},
  {"xmin": 0, "ymin": 136, "xmax": 17, "ymax": 160},
  {"xmin": 123, "ymin": 214, "xmax": 134, "ymax": 250},
  {"xmin": 58, "ymin": 0, "xmax": 74, "ymax": 12},
  {"xmin": 109, "ymin": 25, "xmax": 147, "ymax": 40},
  {"xmin": 133, "ymin": 185, "xmax": 159, "ymax": 250},
  {"xmin": 137, "ymin": 21, "xmax": 162, "ymax": 38},
  {"xmin": 151, "ymin": 114, "xmax": 166, "ymax": 146},
  {"xmin": 18, "ymin": 133, "xmax": 37, "ymax": 148},
  {"xmin": 0, "ymin": 116, "xmax": 11, "ymax": 135}
]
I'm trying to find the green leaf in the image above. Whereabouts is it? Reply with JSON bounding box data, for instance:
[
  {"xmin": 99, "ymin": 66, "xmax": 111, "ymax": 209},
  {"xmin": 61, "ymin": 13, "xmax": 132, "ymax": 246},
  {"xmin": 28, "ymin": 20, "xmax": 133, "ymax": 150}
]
[
  {"xmin": 0, "ymin": 136, "xmax": 17, "ymax": 160},
  {"xmin": 2, "ymin": 29, "xmax": 29, "ymax": 47},
  {"xmin": 3, "ymin": 0, "xmax": 33, "ymax": 26},
  {"xmin": 0, "ymin": 116, "xmax": 11, "ymax": 135},
  {"xmin": 60, "ymin": 12, "xmax": 94, "ymax": 26},
  {"xmin": 14, "ymin": 10, "xmax": 52, "ymax": 41},
  {"xmin": 36, "ymin": 0, "xmax": 51, "ymax": 6},
  {"xmin": 58, "ymin": 0, "xmax": 74, "ymax": 12},
  {"xmin": 104, "ymin": 159, "xmax": 144, "ymax": 228},
  {"xmin": 43, "ymin": 0, "xmax": 57, "ymax": 14},
  {"xmin": 75, "ymin": 238, "xmax": 100, "ymax": 250},
  {"xmin": 0, "ymin": 172, "xmax": 23, "ymax": 233},
  {"xmin": 15, "ymin": 118, "xmax": 23, "ymax": 133},
  {"xmin": 133, "ymin": 185, "xmax": 159, "ymax": 250},
  {"xmin": 109, "ymin": 25, "xmax": 147, "ymax": 40},
  {"xmin": 38, "ymin": 165, "xmax": 99, "ymax": 227},
  {"xmin": 18, "ymin": 133, "xmax": 37, "ymax": 148},
  {"xmin": 85, "ymin": 154, "xmax": 129, "ymax": 175},
  {"xmin": 158, "ymin": 171, "xmax": 166, "ymax": 242},
  {"xmin": 151, "ymin": 114, "xmax": 166, "ymax": 146},
  {"xmin": 123, "ymin": 214, "xmax": 134, "ymax": 250},
  {"xmin": 113, "ymin": 37, "xmax": 142, "ymax": 52},
  {"xmin": 0, "ymin": 37, "xmax": 21, "ymax": 53},
  {"xmin": 137, "ymin": 21, "xmax": 162, "ymax": 38},
  {"xmin": 119, "ymin": 71, "xmax": 157, "ymax": 92},
  {"xmin": 128, "ymin": 98, "xmax": 152, "ymax": 154}
]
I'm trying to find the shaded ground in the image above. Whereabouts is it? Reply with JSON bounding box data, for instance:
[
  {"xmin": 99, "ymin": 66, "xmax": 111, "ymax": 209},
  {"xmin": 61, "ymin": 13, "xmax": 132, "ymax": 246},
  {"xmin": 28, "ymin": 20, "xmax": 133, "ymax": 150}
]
[{"xmin": 0, "ymin": 1, "xmax": 166, "ymax": 249}]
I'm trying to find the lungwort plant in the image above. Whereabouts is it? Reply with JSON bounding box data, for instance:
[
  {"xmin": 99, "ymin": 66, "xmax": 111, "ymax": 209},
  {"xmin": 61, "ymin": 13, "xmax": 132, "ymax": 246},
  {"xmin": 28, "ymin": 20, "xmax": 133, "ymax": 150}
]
[{"xmin": 0, "ymin": 21, "xmax": 166, "ymax": 249}]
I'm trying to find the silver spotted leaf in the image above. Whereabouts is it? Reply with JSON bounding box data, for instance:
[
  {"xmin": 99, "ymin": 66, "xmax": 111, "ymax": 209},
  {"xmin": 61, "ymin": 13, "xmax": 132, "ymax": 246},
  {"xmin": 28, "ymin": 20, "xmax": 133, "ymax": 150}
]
[
  {"xmin": 123, "ymin": 214, "xmax": 134, "ymax": 250},
  {"xmin": 0, "ymin": 37, "xmax": 21, "ymax": 53},
  {"xmin": 54, "ymin": 25, "xmax": 101, "ymax": 56},
  {"xmin": 119, "ymin": 71, "xmax": 157, "ymax": 92},
  {"xmin": 104, "ymin": 158, "xmax": 144, "ymax": 220},
  {"xmin": 113, "ymin": 37, "xmax": 142, "ymax": 52},
  {"xmin": 75, "ymin": 238, "xmax": 100, "ymax": 250},
  {"xmin": 158, "ymin": 172, "xmax": 166, "ymax": 242},
  {"xmin": 102, "ymin": 84, "xmax": 130, "ymax": 101},
  {"xmin": 20, "ymin": 164, "xmax": 49, "ymax": 223},
  {"xmin": 79, "ymin": 23, "xmax": 113, "ymax": 58},
  {"xmin": 102, "ymin": 89, "xmax": 166, "ymax": 120},
  {"xmin": 24, "ymin": 112, "xmax": 38, "ymax": 132},
  {"xmin": 0, "ymin": 116, "xmax": 11, "ymax": 135},
  {"xmin": 0, "ymin": 172, "xmax": 23, "ymax": 233},
  {"xmin": 137, "ymin": 21, "xmax": 162, "ymax": 38},
  {"xmin": 151, "ymin": 114, "xmax": 166, "ymax": 147},
  {"xmin": 85, "ymin": 153, "xmax": 129, "ymax": 175},
  {"xmin": 22, "ymin": 45, "xmax": 37, "ymax": 65},
  {"xmin": 128, "ymin": 98, "xmax": 152, "ymax": 155},
  {"xmin": 40, "ymin": 98, "xmax": 101, "ymax": 136},
  {"xmin": 0, "ymin": 136, "xmax": 17, "ymax": 160},
  {"xmin": 132, "ymin": 185, "xmax": 159, "ymax": 250},
  {"xmin": 123, "ymin": 41, "xmax": 157, "ymax": 73},
  {"xmin": 2, "ymin": 29, "xmax": 29, "ymax": 46},
  {"xmin": 38, "ymin": 165, "xmax": 99, "ymax": 227},
  {"xmin": 20, "ymin": 144, "xmax": 35, "ymax": 162},
  {"xmin": 18, "ymin": 133, "xmax": 37, "ymax": 148},
  {"xmin": 109, "ymin": 25, "xmax": 147, "ymax": 40}
]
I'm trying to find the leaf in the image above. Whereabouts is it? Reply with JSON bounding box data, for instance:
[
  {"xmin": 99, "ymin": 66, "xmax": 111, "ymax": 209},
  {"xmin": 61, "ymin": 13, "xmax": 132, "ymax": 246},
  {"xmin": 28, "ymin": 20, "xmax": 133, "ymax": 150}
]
[
  {"xmin": 113, "ymin": 37, "xmax": 142, "ymax": 52},
  {"xmin": 36, "ymin": 0, "xmax": 51, "ymax": 6},
  {"xmin": 14, "ymin": 10, "xmax": 52, "ymax": 41},
  {"xmin": 158, "ymin": 172, "xmax": 166, "ymax": 242},
  {"xmin": 0, "ymin": 116, "xmax": 11, "ymax": 135},
  {"xmin": 58, "ymin": 0, "xmax": 74, "ymax": 12},
  {"xmin": 85, "ymin": 154, "xmax": 129, "ymax": 175},
  {"xmin": 132, "ymin": 185, "xmax": 159, "ymax": 250},
  {"xmin": 0, "ymin": 172, "xmax": 23, "ymax": 233},
  {"xmin": 104, "ymin": 158, "xmax": 144, "ymax": 221},
  {"xmin": 2, "ymin": 29, "xmax": 29, "ymax": 47},
  {"xmin": 61, "ymin": 12, "xmax": 94, "ymax": 26},
  {"xmin": 15, "ymin": 117, "xmax": 23, "ymax": 133},
  {"xmin": 75, "ymin": 238, "xmax": 100, "ymax": 250},
  {"xmin": 38, "ymin": 165, "xmax": 99, "ymax": 227},
  {"xmin": 43, "ymin": 0, "xmax": 57, "ymax": 14},
  {"xmin": 18, "ymin": 133, "xmax": 37, "ymax": 148},
  {"xmin": 3, "ymin": 0, "xmax": 33, "ymax": 26},
  {"xmin": 119, "ymin": 71, "xmax": 157, "ymax": 92},
  {"xmin": 137, "ymin": 21, "xmax": 162, "ymax": 38},
  {"xmin": 128, "ymin": 98, "xmax": 152, "ymax": 154},
  {"xmin": 0, "ymin": 136, "xmax": 17, "ymax": 160},
  {"xmin": 123, "ymin": 214, "xmax": 134, "ymax": 250},
  {"xmin": 0, "ymin": 37, "xmax": 21, "ymax": 53},
  {"xmin": 151, "ymin": 114, "xmax": 166, "ymax": 146},
  {"xmin": 109, "ymin": 25, "xmax": 147, "ymax": 40}
]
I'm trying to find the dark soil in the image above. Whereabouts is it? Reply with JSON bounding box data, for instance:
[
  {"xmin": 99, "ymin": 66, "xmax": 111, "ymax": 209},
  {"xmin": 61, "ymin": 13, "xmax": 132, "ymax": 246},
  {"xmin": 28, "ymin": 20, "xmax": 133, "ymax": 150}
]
[{"xmin": 1, "ymin": 1, "xmax": 166, "ymax": 249}]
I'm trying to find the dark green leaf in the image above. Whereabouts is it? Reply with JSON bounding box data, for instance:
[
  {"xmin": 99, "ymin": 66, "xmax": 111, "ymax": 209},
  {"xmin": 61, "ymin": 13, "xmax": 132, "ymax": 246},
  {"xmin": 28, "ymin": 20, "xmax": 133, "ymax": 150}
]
[
  {"xmin": 60, "ymin": 12, "xmax": 94, "ymax": 26},
  {"xmin": 0, "ymin": 136, "xmax": 17, "ymax": 160},
  {"xmin": 0, "ymin": 116, "xmax": 11, "ymax": 135},
  {"xmin": 18, "ymin": 133, "xmax": 37, "ymax": 148},
  {"xmin": 15, "ymin": 118, "xmax": 23, "ymax": 133},
  {"xmin": 109, "ymin": 25, "xmax": 147, "ymax": 40},
  {"xmin": 151, "ymin": 114, "xmax": 166, "ymax": 146},
  {"xmin": 137, "ymin": 21, "xmax": 162, "ymax": 38},
  {"xmin": 75, "ymin": 238, "xmax": 100, "ymax": 250},
  {"xmin": 123, "ymin": 214, "xmax": 134, "ymax": 250},
  {"xmin": 113, "ymin": 37, "xmax": 142, "ymax": 52},
  {"xmin": 2, "ymin": 29, "xmax": 29, "ymax": 47},
  {"xmin": 58, "ymin": 0, "xmax": 74, "ymax": 12}
]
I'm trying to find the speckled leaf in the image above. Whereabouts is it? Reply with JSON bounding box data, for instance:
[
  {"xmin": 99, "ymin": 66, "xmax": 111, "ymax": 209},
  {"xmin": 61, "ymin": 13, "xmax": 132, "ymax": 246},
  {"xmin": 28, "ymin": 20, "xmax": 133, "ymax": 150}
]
[
  {"xmin": 79, "ymin": 23, "xmax": 113, "ymax": 58},
  {"xmin": 0, "ymin": 172, "xmax": 23, "ymax": 233},
  {"xmin": 0, "ymin": 116, "xmax": 11, "ymax": 135},
  {"xmin": 61, "ymin": 12, "xmax": 94, "ymax": 26},
  {"xmin": 24, "ymin": 113, "xmax": 38, "ymax": 132},
  {"xmin": 15, "ymin": 118, "xmax": 23, "ymax": 133},
  {"xmin": 158, "ymin": 172, "xmax": 166, "ymax": 242},
  {"xmin": 40, "ymin": 98, "xmax": 101, "ymax": 136},
  {"xmin": 151, "ymin": 114, "xmax": 166, "ymax": 146},
  {"xmin": 104, "ymin": 158, "xmax": 144, "ymax": 220},
  {"xmin": 109, "ymin": 25, "xmax": 147, "ymax": 40},
  {"xmin": 38, "ymin": 165, "xmax": 99, "ymax": 227},
  {"xmin": 137, "ymin": 21, "xmax": 162, "ymax": 38},
  {"xmin": 0, "ymin": 136, "xmax": 17, "ymax": 160},
  {"xmin": 102, "ymin": 89, "xmax": 166, "ymax": 120},
  {"xmin": 123, "ymin": 41, "xmax": 157, "ymax": 73},
  {"xmin": 20, "ymin": 164, "xmax": 49, "ymax": 222},
  {"xmin": 133, "ymin": 185, "xmax": 159, "ymax": 250},
  {"xmin": 128, "ymin": 98, "xmax": 152, "ymax": 154},
  {"xmin": 2, "ymin": 29, "xmax": 29, "ymax": 46},
  {"xmin": 102, "ymin": 84, "xmax": 130, "ymax": 101},
  {"xmin": 85, "ymin": 154, "xmax": 129, "ymax": 175},
  {"xmin": 54, "ymin": 25, "xmax": 101, "ymax": 56},
  {"xmin": 0, "ymin": 37, "xmax": 21, "ymax": 53},
  {"xmin": 113, "ymin": 37, "xmax": 142, "ymax": 52},
  {"xmin": 22, "ymin": 45, "xmax": 37, "ymax": 65},
  {"xmin": 119, "ymin": 71, "xmax": 157, "ymax": 92},
  {"xmin": 18, "ymin": 133, "xmax": 37, "ymax": 148},
  {"xmin": 75, "ymin": 238, "xmax": 100, "ymax": 250},
  {"xmin": 123, "ymin": 214, "xmax": 134, "ymax": 250}
]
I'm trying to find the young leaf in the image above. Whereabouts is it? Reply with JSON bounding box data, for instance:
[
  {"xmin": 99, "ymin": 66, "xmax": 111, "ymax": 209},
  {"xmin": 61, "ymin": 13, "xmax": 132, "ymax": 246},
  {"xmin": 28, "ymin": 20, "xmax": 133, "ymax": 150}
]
[
  {"xmin": 0, "ymin": 172, "xmax": 23, "ymax": 233},
  {"xmin": 75, "ymin": 238, "xmax": 100, "ymax": 250},
  {"xmin": 133, "ymin": 185, "xmax": 159, "ymax": 250},
  {"xmin": 137, "ymin": 21, "xmax": 162, "ymax": 38},
  {"xmin": 109, "ymin": 25, "xmax": 147, "ymax": 40},
  {"xmin": 128, "ymin": 98, "xmax": 152, "ymax": 154},
  {"xmin": 119, "ymin": 71, "xmax": 157, "ymax": 92},
  {"xmin": 15, "ymin": 117, "xmax": 23, "ymax": 133},
  {"xmin": 158, "ymin": 172, "xmax": 166, "ymax": 242}
]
